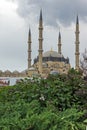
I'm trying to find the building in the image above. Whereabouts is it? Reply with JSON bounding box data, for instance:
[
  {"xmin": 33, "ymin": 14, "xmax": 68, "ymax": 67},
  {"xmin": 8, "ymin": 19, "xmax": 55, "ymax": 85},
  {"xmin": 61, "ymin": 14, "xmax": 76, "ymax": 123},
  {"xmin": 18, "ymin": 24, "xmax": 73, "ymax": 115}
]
[{"xmin": 27, "ymin": 10, "xmax": 80, "ymax": 78}]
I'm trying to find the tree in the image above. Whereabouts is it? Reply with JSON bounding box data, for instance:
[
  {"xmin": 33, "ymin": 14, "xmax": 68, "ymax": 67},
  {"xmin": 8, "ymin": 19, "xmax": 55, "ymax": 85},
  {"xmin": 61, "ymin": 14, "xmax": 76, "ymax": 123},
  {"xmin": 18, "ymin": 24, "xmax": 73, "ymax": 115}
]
[
  {"xmin": 0, "ymin": 72, "xmax": 87, "ymax": 130},
  {"xmin": 80, "ymin": 49, "xmax": 87, "ymax": 79}
]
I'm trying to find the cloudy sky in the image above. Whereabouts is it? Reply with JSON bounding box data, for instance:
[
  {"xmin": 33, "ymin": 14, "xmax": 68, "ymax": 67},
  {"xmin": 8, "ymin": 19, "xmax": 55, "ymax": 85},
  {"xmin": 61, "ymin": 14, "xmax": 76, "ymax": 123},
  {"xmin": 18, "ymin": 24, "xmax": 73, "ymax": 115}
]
[{"xmin": 0, "ymin": 0, "xmax": 87, "ymax": 72}]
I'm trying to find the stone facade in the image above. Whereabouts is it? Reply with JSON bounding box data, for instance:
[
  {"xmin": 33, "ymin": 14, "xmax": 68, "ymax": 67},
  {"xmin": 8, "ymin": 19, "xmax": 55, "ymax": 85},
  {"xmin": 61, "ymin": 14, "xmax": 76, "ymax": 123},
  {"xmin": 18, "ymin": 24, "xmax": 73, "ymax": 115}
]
[{"xmin": 28, "ymin": 56, "xmax": 70, "ymax": 78}]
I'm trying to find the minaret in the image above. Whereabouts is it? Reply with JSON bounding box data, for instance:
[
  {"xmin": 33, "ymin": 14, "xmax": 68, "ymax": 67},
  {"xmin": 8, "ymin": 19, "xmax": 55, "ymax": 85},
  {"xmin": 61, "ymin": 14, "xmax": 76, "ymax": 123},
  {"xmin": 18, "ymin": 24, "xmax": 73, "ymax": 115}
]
[
  {"xmin": 28, "ymin": 28, "xmax": 32, "ymax": 69},
  {"xmin": 75, "ymin": 15, "xmax": 80, "ymax": 70},
  {"xmin": 38, "ymin": 9, "xmax": 43, "ymax": 74},
  {"xmin": 58, "ymin": 31, "xmax": 62, "ymax": 54}
]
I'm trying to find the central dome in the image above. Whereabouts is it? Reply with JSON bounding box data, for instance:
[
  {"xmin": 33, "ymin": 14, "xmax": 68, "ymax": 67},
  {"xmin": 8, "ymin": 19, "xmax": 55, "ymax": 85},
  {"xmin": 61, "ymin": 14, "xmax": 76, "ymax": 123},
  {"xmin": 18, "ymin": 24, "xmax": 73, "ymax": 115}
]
[
  {"xmin": 34, "ymin": 50, "xmax": 69, "ymax": 64},
  {"xmin": 43, "ymin": 50, "xmax": 63, "ymax": 58}
]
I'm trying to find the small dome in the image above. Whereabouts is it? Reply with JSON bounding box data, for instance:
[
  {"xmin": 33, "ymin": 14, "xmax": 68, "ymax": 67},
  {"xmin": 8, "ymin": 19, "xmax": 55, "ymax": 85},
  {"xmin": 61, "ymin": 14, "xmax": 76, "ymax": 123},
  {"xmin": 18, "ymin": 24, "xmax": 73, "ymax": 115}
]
[
  {"xmin": 13, "ymin": 70, "xmax": 19, "ymax": 74},
  {"xmin": 4, "ymin": 70, "xmax": 11, "ymax": 74},
  {"xmin": 50, "ymin": 70, "xmax": 59, "ymax": 75},
  {"xmin": 29, "ymin": 67, "xmax": 36, "ymax": 71},
  {"xmin": 43, "ymin": 51, "xmax": 63, "ymax": 58}
]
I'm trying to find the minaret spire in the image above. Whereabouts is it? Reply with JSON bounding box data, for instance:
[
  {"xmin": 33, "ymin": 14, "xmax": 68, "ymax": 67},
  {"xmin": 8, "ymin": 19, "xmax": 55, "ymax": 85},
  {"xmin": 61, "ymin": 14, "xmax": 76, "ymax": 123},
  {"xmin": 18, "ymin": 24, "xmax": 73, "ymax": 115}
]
[
  {"xmin": 58, "ymin": 31, "xmax": 62, "ymax": 54},
  {"xmin": 38, "ymin": 9, "xmax": 43, "ymax": 75},
  {"xmin": 75, "ymin": 15, "xmax": 80, "ymax": 70},
  {"xmin": 76, "ymin": 15, "xmax": 79, "ymax": 24},
  {"xmin": 28, "ymin": 28, "xmax": 32, "ymax": 69},
  {"xmin": 40, "ymin": 9, "xmax": 42, "ymax": 21}
]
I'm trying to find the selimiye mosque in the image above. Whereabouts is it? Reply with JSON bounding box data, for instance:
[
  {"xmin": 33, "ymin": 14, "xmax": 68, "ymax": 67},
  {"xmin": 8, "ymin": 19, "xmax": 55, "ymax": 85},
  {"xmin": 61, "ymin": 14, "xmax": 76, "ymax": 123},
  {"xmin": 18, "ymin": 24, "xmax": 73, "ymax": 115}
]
[
  {"xmin": 27, "ymin": 10, "xmax": 80, "ymax": 77},
  {"xmin": 0, "ymin": 10, "xmax": 80, "ymax": 78}
]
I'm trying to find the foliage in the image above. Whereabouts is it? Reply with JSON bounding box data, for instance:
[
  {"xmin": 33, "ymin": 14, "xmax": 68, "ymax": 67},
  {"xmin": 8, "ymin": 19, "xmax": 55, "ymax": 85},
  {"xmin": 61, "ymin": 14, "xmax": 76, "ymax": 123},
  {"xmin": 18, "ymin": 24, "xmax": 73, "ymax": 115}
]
[
  {"xmin": 0, "ymin": 69, "xmax": 87, "ymax": 130},
  {"xmin": 80, "ymin": 48, "xmax": 87, "ymax": 78}
]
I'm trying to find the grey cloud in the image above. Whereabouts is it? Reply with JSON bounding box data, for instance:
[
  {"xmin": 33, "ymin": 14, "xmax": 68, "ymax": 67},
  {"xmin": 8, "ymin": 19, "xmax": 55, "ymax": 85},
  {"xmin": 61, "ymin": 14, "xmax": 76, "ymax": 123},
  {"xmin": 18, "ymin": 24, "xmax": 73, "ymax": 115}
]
[
  {"xmin": 13, "ymin": 0, "xmax": 87, "ymax": 27},
  {"xmin": 0, "ymin": 12, "xmax": 28, "ymax": 71}
]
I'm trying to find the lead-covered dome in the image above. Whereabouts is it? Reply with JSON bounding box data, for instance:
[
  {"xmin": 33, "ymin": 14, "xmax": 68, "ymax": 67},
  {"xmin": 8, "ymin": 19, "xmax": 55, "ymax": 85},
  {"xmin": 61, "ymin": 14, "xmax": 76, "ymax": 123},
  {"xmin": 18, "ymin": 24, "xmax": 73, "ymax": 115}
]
[
  {"xmin": 34, "ymin": 50, "xmax": 69, "ymax": 64},
  {"xmin": 42, "ymin": 50, "xmax": 66, "ymax": 62},
  {"xmin": 43, "ymin": 50, "xmax": 63, "ymax": 58}
]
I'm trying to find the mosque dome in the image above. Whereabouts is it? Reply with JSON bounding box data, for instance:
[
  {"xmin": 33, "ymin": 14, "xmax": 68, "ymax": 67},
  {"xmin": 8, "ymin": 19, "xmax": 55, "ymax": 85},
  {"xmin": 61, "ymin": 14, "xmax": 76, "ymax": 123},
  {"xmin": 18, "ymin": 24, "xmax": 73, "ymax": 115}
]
[
  {"xmin": 41, "ymin": 50, "xmax": 67, "ymax": 63},
  {"xmin": 13, "ymin": 70, "xmax": 19, "ymax": 74},
  {"xmin": 4, "ymin": 70, "xmax": 11, "ymax": 74},
  {"xmin": 43, "ymin": 50, "xmax": 63, "ymax": 58},
  {"xmin": 34, "ymin": 50, "xmax": 69, "ymax": 64},
  {"xmin": 28, "ymin": 67, "xmax": 36, "ymax": 71},
  {"xmin": 50, "ymin": 70, "xmax": 59, "ymax": 75}
]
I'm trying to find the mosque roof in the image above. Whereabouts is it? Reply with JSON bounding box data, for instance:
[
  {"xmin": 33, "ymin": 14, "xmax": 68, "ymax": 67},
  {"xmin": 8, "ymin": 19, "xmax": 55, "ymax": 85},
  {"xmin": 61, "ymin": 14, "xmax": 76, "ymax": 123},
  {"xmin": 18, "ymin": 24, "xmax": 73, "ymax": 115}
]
[
  {"xmin": 4, "ymin": 70, "xmax": 11, "ymax": 73},
  {"xmin": 43, "ymin": 50, "xmax": 63, "ymax": 58},
  {"xmin": 50, "ymin": 70, "xmax": 59, "ymax": 75},
  {"xmin": 13, "ymin": 70, "xmax": 19, "ymax": 74},
  {"xmin": 29, "ymin": 67, "xmax": 36, "ymax": 71}
]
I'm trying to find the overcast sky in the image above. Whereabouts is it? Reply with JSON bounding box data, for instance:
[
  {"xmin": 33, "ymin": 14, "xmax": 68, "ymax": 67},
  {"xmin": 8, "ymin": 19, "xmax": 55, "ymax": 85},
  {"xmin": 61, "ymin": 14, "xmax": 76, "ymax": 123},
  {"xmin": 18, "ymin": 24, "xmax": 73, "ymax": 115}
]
[{"xmin": 0, "ymin": 0, "xmax": 87, "ymax": 72}]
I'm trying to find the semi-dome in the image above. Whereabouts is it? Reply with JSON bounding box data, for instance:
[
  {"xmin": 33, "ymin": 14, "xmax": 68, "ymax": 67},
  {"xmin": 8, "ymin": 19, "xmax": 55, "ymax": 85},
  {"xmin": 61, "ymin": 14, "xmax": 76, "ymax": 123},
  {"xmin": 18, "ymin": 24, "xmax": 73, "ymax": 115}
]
[{"xmin": 43, "ymin": 50, "xmax": 63, "ymax": 58}]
